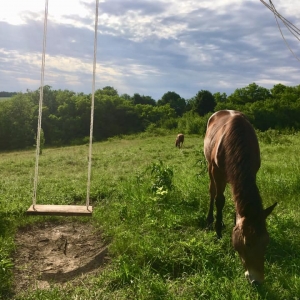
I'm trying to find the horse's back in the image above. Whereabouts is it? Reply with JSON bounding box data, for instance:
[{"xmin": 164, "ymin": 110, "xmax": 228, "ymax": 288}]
[{"xmin": 204, "ymin": 110, "xmax": 260, "ymax": 179}]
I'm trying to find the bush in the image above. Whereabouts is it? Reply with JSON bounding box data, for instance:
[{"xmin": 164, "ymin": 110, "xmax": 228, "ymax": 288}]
[
  {"xmin": 149, "ymin": 160, "xmax": 174, "ymax": 196},
  {"xmin": 178, "ymin": 112, "xmax": 209, "ymax": 135},
  {"xmin": 256, "ymin": 129, "xmax": 291, "ymax": 145}
]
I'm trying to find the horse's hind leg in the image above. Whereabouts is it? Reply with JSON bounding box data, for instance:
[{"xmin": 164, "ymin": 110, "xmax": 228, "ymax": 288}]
[
  {"xmin": 212, "ymin": 165, "xmax": 226, "ymax": 238},
  {"xmin": 206, "ymin": 164, "xmax": 216, "ymax": 229}
]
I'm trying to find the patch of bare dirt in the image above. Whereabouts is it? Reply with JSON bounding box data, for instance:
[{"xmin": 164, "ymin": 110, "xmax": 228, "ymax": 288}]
[{"xmin": 12, "ymin": 221, "xmax": 109, "ymax": 294}]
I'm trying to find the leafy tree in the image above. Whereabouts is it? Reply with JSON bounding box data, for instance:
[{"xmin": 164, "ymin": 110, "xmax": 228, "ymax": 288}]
[
  {"xmin": 270, "ymin": 83, "xmax": 287, "ymax": 98},
  {"xmin": 213, "ymin": 92, "xmax": 227, "ymax": 103},
  {"xmin": 45, "ymin": 89, "xmax": 78, "ymax": 144},
  {"xmin": 43, "ymin": 85, "xmax": 59, "ymax": 114},
  {"xmin": 246, "ymin": 88, "xmax": 300, "ymax": 131},
  {"xmin": 120, "ymin": 93, "xmax": 131, "ymax": 101},
  {"xmin": 213, "ymin": 92, "xmax": 228, "ymax": 111},
  {"xmin": 0, "ymin": 94, "xmax": 35, "ymax": 150},
  {"xmin": 191, "ymin": 90, "xmax": 216, "ymax": 116},
  {"xmin": 131, "ymin": 93, "xmax": 156, "ymax": 106},
  {"xmin": 0, "ymin": 91, "xmax": 17, "ymax": 97},
  {"xmin": 132, "ymin": 93, "xmax": 143, "ymax": 105},
  {"xmin": 2, "ymin": 82, "xmax": 300, "ymax": 152},
  {"xmin": 0, "ymin": 100, "xmax": 11, "ymax": 150},
  {"xmin": 142, "ymin": 95, "xmax": 156, "ymax": 106},
  {"xmin": 93, "ymin": 95, "xmax": 142, "ymax": 140},
  {"xmin": 27, "ymin": 85, "xmax": 58, "ymax": 114},
  {"xmin": 135, "ymin": 104, "xmax": 176, "ymax": 129},
  {"xmin": 96, "ymin": 86, "xmax": 118, "ymax": 96},
  {"xmin": 228, "ymin": 83, "xmax": 271, "ymax": 105},
  {"xmin": 158, "ymin": 91, "xmax": 186, "ymax": 116}
]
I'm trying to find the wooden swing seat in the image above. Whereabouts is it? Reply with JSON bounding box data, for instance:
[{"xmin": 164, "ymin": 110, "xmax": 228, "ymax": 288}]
[{"xmin": 26, "ymin": 204, "xmax": 93, "ymax": 216}]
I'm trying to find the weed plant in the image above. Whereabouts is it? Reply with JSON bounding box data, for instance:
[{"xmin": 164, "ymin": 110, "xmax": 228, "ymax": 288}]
[{"xmin": 0, "ymin": 132, "xmax": 299, "ymax": 299}]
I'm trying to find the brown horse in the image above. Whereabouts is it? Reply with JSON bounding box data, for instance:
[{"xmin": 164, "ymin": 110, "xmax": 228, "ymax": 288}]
[
  {"xmin": 204, "ymin": 110, "xmax": 277, "ymax": 284},
  {"xmin": 175, "ymin": 133, "xmax": 184, "ymax": 148}
]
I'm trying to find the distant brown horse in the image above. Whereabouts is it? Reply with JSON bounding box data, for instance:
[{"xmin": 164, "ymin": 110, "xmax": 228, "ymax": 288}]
[
  {"xmin": 204, "ymin": 110, "xmax": 277, "ymax": 284},
  {"xmin": 175, "ymin": 134, "xmax": 184, "ymax": 148}
]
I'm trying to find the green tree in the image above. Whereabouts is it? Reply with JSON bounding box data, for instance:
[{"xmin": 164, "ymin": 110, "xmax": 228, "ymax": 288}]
[
  {"xmin": 0, "ymin": 93, "xmax": 35, "ymax": 150},
  {"xmin": 158, "ymin": 91, "xmax": 186, "ymax": 116},
  {"xmin": 228, "ymin": 83, "xmax": 271, "ymax": 105},
  {"xmin": 213, "ymin": 92, "xmax": 227, "ymax": 103},
  {"xmin": 0, "ymin": 91, "xmax": 17, "ymax": 97},
  {"xmin": 96, "ymin": 86, "xmax": 118, "ymax": 96},
  {"xmin": 191, "ymin": 90, "xmax": 216, "ymax": 116},
  {"xmin": 0, "ymin": 100, "xmax": 11, "ymax": 150},
  {"xmin": 270, "ymin": 83, "xmax": 287, "ymax": 98},
  {"xmin": 46, "ymin": 89, "xmax": 78, "ymax": 145},
  {"xmin": 120, "ymin": 93, "xmax": 131, "ymax": 101},
  {"xmin": 93, "ymin": 95, "xmax": 142, "ymax": 140},
  {"xmin": 132, "ymin": 93, "xmax": 156, "ymax": 106},
  {"xmin": 135, "ymin": 104, "xmax": 176, "ymax": 130}
]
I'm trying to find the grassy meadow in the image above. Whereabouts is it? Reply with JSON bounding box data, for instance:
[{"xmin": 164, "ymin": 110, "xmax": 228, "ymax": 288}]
[
  {"xmin": 0, "ymin": 131, "xmax": 299, "ymax": 299},
  {"xmin": 0, "ymin": 97, "xmax": 11, "ymax": 101}
]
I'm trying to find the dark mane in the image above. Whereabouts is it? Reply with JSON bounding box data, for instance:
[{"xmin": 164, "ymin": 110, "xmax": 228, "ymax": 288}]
[{"xmin": 223, "ymin": 115, "xmax": 263, "ymax": 220}]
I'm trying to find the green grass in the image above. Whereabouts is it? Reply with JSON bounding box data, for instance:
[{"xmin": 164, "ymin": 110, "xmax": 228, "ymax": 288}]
[
  {"xmin": 0, "ymin": 132, "xmax": 299, "ymax": 299},
  {"xmin": 0, "ymin": 97, "xmax": 11, "ymax": 102}
]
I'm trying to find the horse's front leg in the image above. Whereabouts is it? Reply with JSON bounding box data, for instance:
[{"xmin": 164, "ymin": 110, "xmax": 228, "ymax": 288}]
[
  {"xmin": 215, "ymin": 193, "xmax": 225, "ymax": 238},
  {"xmin": 206, "ymin": 164, "xmax": 215, "ymax": 229}
]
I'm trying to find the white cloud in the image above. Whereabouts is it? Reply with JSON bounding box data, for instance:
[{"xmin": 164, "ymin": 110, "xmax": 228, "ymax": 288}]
[
  {"xmin": 1, "ymin": 0, "xmax": 300, "ymax": 99},
  {"xmin": 0, "ymin": 0, "xmax": 94, "ymax": 25}
]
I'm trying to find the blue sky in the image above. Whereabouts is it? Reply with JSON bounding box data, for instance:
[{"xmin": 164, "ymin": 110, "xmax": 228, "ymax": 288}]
[{"xmin": 0, "ymin": 0, "xmax": 299, "ymax": 100}]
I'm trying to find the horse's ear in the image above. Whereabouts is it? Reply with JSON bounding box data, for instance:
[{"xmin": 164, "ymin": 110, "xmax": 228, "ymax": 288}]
[{"xmin": 264, "ymin": 202, "xmax": 277, "ymax": 219}]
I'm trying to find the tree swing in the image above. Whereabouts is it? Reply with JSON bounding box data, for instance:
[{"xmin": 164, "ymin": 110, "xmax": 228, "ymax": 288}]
[{"xmin": 27, "ymin": 0, "xmax": 99, "ymax": 216}]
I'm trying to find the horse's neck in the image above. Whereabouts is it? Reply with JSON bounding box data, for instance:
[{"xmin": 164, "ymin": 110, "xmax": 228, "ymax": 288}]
[{"xmin": 232, "ymin": 179, "xmax": 263, "ymax": 218}]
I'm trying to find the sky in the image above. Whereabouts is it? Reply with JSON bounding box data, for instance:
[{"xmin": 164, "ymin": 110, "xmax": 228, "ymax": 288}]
[{"xmin": 0, "ymin": 0, "xmax": 300, "ymax": 100}]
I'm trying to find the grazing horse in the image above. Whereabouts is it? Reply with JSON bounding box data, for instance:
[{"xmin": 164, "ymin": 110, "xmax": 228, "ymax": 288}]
[
  {"xmin": 175, "ymin": 133, "xmax": 184, "ymax": 148},
  {"xmin": 204, "ymin": 110, "xmax": 277, "ymax": 284}
]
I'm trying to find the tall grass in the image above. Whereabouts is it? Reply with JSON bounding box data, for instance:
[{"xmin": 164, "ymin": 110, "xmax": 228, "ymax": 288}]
[{"xmin": 0, "ymin": 132, "xmax": 299, "ymax": 299}]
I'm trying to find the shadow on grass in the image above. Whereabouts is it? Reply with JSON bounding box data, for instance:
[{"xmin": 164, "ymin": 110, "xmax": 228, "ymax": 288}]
[
  {"xmin": 267, "ymin": 216, "xmax": 300, "ymax": 266},
  {"xmin": 256, "ymin": 216, "xmax": 300, "ymax": 299}
]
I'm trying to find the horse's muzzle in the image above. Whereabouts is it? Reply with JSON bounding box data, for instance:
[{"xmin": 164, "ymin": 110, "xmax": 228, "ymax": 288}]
[{"xmin": 245, "ymin": 270, "xmax": 263, "ymax": 285}]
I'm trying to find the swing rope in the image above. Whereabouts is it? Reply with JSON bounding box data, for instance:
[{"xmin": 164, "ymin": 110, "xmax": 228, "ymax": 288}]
[
  {"xmin": 32, "ymin": 0, "xmax": 99, "ymax": 212},
  {"xmin": 32, "ymin": 0, "xmax": 48, "ymax": 208},
  {"xmin": 86, "ymin": 0, "xmax": 99, "ymax": 209}
]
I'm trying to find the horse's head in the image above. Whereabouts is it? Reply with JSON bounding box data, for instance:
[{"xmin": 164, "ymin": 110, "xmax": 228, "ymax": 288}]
[{"xmin": 232, "ymin": 203, "xmax": 277, "ymax": 285}]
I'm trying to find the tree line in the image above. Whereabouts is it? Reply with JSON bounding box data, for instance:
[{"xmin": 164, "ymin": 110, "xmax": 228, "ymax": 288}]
[
  {"xmin": 0, "ymin": 91, "xmax": 17, "ymax": 98},
  {"xmin": 1, "ymin": 82, "xmax": 300, "ymax": 151}
]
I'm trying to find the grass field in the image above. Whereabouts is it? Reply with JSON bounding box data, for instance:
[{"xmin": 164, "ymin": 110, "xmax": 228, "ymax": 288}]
[
  {"xmin": 0, "ymin": 131, "xmax": 299, "ymax": 299},
  {"xmin": 0, "ymin": 97, "xmax": 11, "ymax": 101}
]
